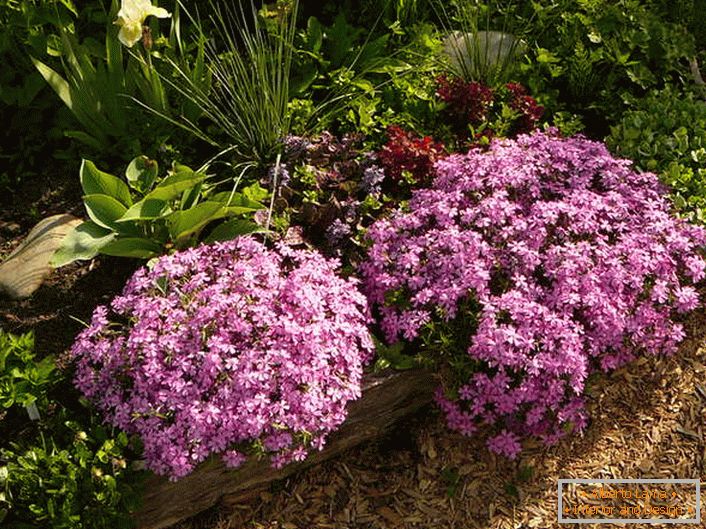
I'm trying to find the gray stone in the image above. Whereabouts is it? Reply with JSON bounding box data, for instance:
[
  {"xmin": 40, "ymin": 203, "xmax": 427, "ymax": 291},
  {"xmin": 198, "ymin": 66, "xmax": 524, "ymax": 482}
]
[
  {"xmin": 443, "ymin": 30, "xmax": 524, "ymax": 80},
  {"xmin": 0, "ymin": 214, "xmax": 82, "ymax": 299}
]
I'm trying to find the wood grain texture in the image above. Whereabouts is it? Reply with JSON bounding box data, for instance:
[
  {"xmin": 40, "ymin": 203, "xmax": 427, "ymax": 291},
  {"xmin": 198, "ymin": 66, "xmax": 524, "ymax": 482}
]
[{"xmin": 134, "ymin": 369, "xmax": 435, "ymax": 529}]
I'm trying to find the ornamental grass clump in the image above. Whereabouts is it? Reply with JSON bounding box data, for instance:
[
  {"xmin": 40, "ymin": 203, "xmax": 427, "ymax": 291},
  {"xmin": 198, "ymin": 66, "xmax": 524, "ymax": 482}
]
[
  {"xmin": 71, "ymin": 237, "xmax": 374, "ymax": 480},
  {"xmin": 361, "ymin": 131, "xmax": 706, "ymax": 457}
]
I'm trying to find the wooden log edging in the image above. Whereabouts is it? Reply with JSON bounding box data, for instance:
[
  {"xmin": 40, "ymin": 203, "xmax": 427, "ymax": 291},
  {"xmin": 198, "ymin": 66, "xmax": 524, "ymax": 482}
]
[{"xmin": 134, "ymin": 369, "xmax": 436, "ymax": 529}]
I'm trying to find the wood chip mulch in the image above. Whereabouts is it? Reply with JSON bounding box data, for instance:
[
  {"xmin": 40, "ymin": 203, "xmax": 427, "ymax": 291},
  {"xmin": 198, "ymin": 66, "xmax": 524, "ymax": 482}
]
[{"xmin": 176, "ymin": 309, "xmax": 706, "ymax": 529}]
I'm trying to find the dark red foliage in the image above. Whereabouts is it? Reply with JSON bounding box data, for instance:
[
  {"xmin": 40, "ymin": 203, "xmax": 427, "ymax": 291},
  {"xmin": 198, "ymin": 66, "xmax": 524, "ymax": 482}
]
[
  {"xmin": 378, "ymin": 125, "xmax": 446, "ymax": 186},
  {"xmin": 506, "ymin": 82, "xmax": 544, "ymax": 134},
  {"xmin": 436, "ymin": 75, "xmax": 494, "ymax": 128},
  {"xmin": 434, "ymin": 75, "xmax": 544, "ymax": 143}
]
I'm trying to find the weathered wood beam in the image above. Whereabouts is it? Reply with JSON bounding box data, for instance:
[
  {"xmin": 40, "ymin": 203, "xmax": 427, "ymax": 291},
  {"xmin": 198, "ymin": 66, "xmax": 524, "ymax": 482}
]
[{"xmin": 134, "ymin": 369, "xmax": 436, "ymax": 529}]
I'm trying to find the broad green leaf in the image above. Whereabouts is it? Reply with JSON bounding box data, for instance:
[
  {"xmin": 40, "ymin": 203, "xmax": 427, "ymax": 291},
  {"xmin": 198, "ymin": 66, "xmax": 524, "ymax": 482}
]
[
  {"xmin": 242, "ymin": 182, "xmax": 269, "ymax": 203},
  {"xmin": 210, "ymin": 191, "xmax": 264, "ymax": 212},
  {"xmin": 145, "ymin": 171, "xmax": 205, "ymax": 201},
  {"xmin": 224, "ymin": 205, "xmax": 263, "ymax": 215},
  {"xmin": 306, "ymin": 17, "xmax": 323, "ymax": 53},
  {"xmin": 166, "ymin": 201, "xmax": 225, "ymax": 243},
  {"xmin": 117, "ymin": 199, "xmax": 167, "ymax": 222},
  {"xmin": 99, "ymin": 238, "xmax": 163, "ymax": 259},
  {"xmin": 204, "ymin": 219, "xmax": 267, "ymax": 243},
  {"xmin": 125, "ymin": 156, "xmax": 158, "ymax": 193},
  {"xmin": 50, "ymin": 221, "xmax": 116, "ymax": 267},
  {"xmin": 290, "ymin": 63, "xmax": 318, "ymax": 95},
  {"xmin": 172, "ymin": 162, "xmax": 194, "ymax": 173},
  {"xmin": 180, "ymin": 183, "xmax": 202, "ymax": 210},
  {"xmin": 83, "ymin": 194, "xmax": 128, "ymax": 230},
  {"xmin": 80, "ymin": 160, "xmax": 133, "ymax": 207}
]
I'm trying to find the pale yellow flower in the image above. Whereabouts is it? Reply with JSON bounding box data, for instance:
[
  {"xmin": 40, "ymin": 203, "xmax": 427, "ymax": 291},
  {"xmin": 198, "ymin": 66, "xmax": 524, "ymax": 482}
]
[{"xmin": 114, "ymin": 0, "xmax": 170, "ymax": 48}]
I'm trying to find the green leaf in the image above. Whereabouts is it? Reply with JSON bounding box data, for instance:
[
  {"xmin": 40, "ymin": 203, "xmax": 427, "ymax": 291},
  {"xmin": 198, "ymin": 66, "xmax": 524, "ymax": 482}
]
[
  {"xmin": 180, "ymin": 183, "xmax": 202, "ymax": 210},
  {"xmin": 290, "ymin": 63, "xmax": 318, "ymax": 95},
  {"xmin": 673, "ymin": 193, "xmax": 687, "ymax": 210},
  {"xmin": 171, "ymin": 162, "xmax": 193, "ymax": 173},
  {"xmin": 31, "ymin": 57, "xmax": 72, "ymax": 111},
  {"xmin": 50, "ymin": 221, "xmax": 116, "ymax": 267},
  {"xmin": 80, "ymin": 160, "xmax": 133, "ymax": 207},
  {"xmin": 125, "ymin": 156, "xmax": 159, "ymax": 193},
  {"xmin": 59, "ymin": 0, "xmax": 78, "ymax": 17},
  {"xmin": 204, "ymin": 219, "xmax": 267, "ymax": 243},
  {"xmin": 145, "ymin": 171, "xmax": 205, "ymax": 202},
  {"xmin": 242, "ymin": 182, "xmax": 269, "ymax": 203},
  {"xmin": 374, "ymin": 338, "xmax": 417, "ymax": 370},
  {"xmin": 83, "ymin": 194, "xmax": 128, "ymax": 230},
  {"xmin": 223, "ymin": 205, "xmax": 263, "ymax": 215},
  {"xmin": 64, "ymin": 130, "xmax": 105, "ymax": 151},
  {"xmin": 117, "ymin": 199, "xmax": 167, "ymax": 222},
  {"xmin": 306, "ymin": 17, "xmax": 323, "ymax": 53},
  {"xmin": 99, "ymin": 238, "xmax": 163, "ymax": 259},
  {"xmin": 210, "ymin": 191, "xmax": 264, "ymax": 214},
  {"xmin": 166, "ymin": 201, "xmax": 225, "ymax": 243},
  {"xmin": 365, "ymin": 58, "xmax": 410, "ymax": 74},
  {"xmin": 351, "ymin": 78, "xmax": 374, "ymax": 93}
]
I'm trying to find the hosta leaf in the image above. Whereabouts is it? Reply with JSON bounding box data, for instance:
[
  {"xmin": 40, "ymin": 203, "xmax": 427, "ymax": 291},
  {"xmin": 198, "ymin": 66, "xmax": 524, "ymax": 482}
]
[
  {"xmin": 99, "ymin": 238, "xmax": 163, "ymax": 259},
  {"xmin": 125, "ymin": 156, "xmax": 158, "ymax": 193},
  {"xmin": 145, "ymin": 171, "xmax": 205, "ymax": 202},
  {"xmin": 80, "ymin": 160, "xmax": 133, "ymax": 207},
  {"xmin": 117, "ymin": 199, "xmax": 167, "ymax": 222},
  {"xmin": 50, "ymin": 221, "xmax": 115, "ymax": 267},
  {"xmin": 166, "ymin": 201, "xmax": 225, "ymax": 243},
  {"xmin": 180, "ymin": 183, "xmax": 202, "ymax": 210},
  {"xmin": 83, "ymin": 194, "xmax": 128, "ymax": 230},
  {"xmin": 204, "ymin": 219, "xmax": 267, "ymax": 243},
  {"xmin": 210, "ymin": 191, "xmax": 264, "ymax": 211}
]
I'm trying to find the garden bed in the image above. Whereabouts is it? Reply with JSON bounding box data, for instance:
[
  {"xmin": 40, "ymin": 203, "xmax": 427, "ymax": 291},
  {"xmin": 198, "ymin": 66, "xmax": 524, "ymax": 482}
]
[{"xmin": 1, "ymin": 0, "xmax": 705, "ymax": 527}]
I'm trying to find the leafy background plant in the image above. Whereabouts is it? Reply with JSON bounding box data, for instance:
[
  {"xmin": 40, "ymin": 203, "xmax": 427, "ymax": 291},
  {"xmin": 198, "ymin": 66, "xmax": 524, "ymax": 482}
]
[
  {"xmin": 514, "ymin": 0, "xmax": 697, "ymax": 136},
  {"xmin": 0, "ymin": 330, "xmax": 144, "ymax": 528},
  {"xmin": 607, "ymin": 86, "xmax": 706, "ymax": 222},
  {"xmin": 0, "ymin": 0, "xmax": 78, "ymax": 191}
]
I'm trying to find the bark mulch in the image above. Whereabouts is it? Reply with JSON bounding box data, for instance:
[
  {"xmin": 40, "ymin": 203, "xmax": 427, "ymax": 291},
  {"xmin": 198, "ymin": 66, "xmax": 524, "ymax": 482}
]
[{"xmin": 176, "ymin": 309, "xmax": 706, "ymax": 529}]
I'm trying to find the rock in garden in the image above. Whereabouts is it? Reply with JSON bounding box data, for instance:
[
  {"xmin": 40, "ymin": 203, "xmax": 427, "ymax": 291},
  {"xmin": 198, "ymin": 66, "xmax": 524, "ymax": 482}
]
[
  {"xmin": 0, "ymin": 214, "xmax": 81, "ymax": 299},
  {"xmin": 443, "ymin": 30, "xmax": 524, "ymax": 78}
]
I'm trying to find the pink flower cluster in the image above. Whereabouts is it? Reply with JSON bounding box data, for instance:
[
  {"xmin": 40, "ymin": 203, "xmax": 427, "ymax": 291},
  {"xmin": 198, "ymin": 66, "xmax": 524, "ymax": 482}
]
[
  {"xmin": 71, "ymin": 238, "xmax": 374, "ymax": 480},
  {"xmin": 361, "ymin": 131, "xmax": 706, "ymax": 456}
]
